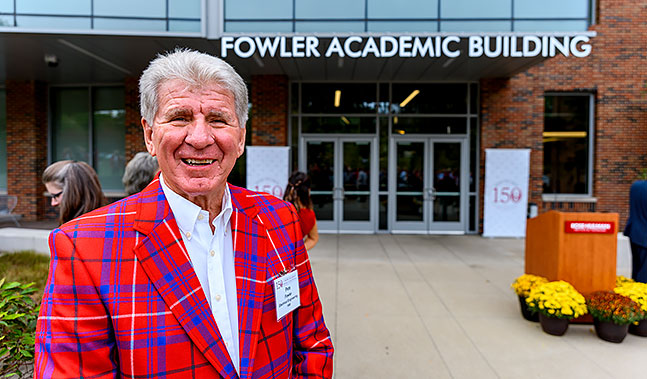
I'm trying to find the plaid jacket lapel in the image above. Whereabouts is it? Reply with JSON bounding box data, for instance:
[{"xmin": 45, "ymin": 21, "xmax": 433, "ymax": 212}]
[
  {"xmin": 132, "ymin": 179, "xmax": 239, "ymax": 379},
  {"xmin": 230, "ymin": 187, "xmax": 267, "ymax": 379}
]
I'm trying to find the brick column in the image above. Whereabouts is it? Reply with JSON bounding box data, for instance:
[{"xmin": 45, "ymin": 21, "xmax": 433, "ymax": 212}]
[
  {"xmin": 124, "ymin": 77, "xmax": 145, "ymax": 161},
  {"xmin": 250, "ymin": 75, "xmax": 288, "ymax": 146},
  {"xmin": 5, "ymin": 80, "xmax": 48, "ymax": 221}
]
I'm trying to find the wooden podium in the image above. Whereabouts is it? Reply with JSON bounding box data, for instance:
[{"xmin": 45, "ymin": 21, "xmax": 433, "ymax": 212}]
[{"xmin": 525, "ymin": 211, "xmax": 619, "ymax": 295}]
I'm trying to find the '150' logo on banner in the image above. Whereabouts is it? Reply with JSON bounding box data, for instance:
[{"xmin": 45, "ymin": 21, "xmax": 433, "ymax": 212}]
[{"xmin": 564, "ymin": 221, "xmax": 615, "ymax": 234}]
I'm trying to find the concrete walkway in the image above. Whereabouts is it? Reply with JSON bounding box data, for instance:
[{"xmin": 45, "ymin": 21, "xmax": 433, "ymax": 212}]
[{"xmin": 309, "ymin": 234, "xmax": 643, "ymax": 379}]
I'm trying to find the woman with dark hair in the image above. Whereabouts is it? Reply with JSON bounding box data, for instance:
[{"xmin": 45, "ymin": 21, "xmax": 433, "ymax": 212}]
[
  {"xmin": 284, "ymin": 171, "xmax": 319, "ymax": 250},
  {"xmin": 43, "ymin": 160, "xmax": 107, "ymax": 225},
  {"xmin": 122, "ymin": 152, "xmax": 159, "ymax": 196}
]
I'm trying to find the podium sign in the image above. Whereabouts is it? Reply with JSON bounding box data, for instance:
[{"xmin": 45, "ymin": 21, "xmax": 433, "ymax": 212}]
[
  {"xmin": 246, "ymin": 146, "xmax": 290, "ymax": 198},
  {"xmin": 483, "ymin": 149, "xmax": 530, "ymax": 237},
  {"xmin": 564, "ymin": 221, "xmax": 615, "ymax": 234}
]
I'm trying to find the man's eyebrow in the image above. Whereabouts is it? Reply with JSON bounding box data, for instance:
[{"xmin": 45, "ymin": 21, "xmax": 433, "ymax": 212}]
[
  {"xmin": 162, "ymin": 108, "xmax": 192, "ymax": 119},
  {"xmin": 206, "ymin": 110, "xmax": 234, "ymax": 121}
]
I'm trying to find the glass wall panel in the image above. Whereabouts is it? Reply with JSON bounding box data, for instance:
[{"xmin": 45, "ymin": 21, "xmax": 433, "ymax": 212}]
[
  {"xmin": 302, "ymin": 117, "xmax": 375, "ymax": 134},
  {"xmin": 469, "ymin": 117, "xmax": 477, "ymax": 192},
  {"xmin": 16, "ymin": 0, "xmax": 90, "ymax": 15},
  {"xmin": 392, "ymin": 117, "xmax": 467, "ymax": 135},
  {"xmin": 16, "ymin": 15, "xmax": 91, "ymax": 29},
  {"xmin": 0, "ymin": 89, "xmax": 6, "ymax": 190},
  {"xmin": 441, "ymin": 0, "xmax": 511, "ymax": 18},
  {"xmin": 379, "ymin": 118, "xmax": 388, "ymax": 190},
  {"xmin": 52, "ymin": 88, "xmax": 90, "ymax": 162},
  {"xmin": 169, "ymin": 20, "xmax": 201, "ymax": 33},
  {"xmin": 295, "ymin": 21, "xmax": 364, "ymax": 33},
  {"xmin": 225, "ymin": 21, "xmax": 293, "ymax": 33},
  {"xmin": 169, "ymin": 0, "xmax": 201, "ymax": 18},
  {"xmin": 513, "ymin": 20, "xmax": 588, "ymax": 32},
  {"xmin": 514, "ymin": 0, "xmax": 589, "ymax": 18},
  {"xmin": 392, "ymin": 83, "xmax": 467, "ymax": 114},
  {"xmin": 307, "ymin": 141, "xmax": 335, "ymax": 221},
  {"xmin": 0, "ymin": 2, "xmax": 14, "ymax": 12},
  {"xmin": 368, "ymin": 0, "xmax": 437, "ymax": 18},
  {"xmin": 543, "ymin": 94, "xmax": 591, "ymax": 194},
  {"xmin": 296, "ymin": 0, "xmax": 364, "ymax": 19},
  {"xmin": 302, "ymin": 83, "xmax": 376, "ymax": 114},
  {"xmin": 225, "ymin": 0, "xmax": 292, "ymax": 19},
  {"xmin": 94, "ymin": 18, "xmax": 166, "ymax": 32},
  {"xmin": 94, "ymin": 0, "xmax": 165, "ymax": 18},
  {"xmin": 379, "ymin": 194, "xmax": 388, "ymax": 230},
  {"xmin": 93, "ymin": 87, "xmax": 125, "ymax": 191},
  {"xmin": 342, "ymin": 141, "xmax": 371, "ymax": 221},
  {"xmin": 0, "ymin": 16, "xmax": 12, "ymax": 27},
  {"xmin": 469, "ymin": 195, "xmax": 476, "ymax": 232},
  {"xmin": 367, "ymin": 21, "xmax": 438, "ymax": 33},
  {"xmin": 440, "ymin": 20, "xmax": 511, "ymax": 32},
  {"xmin": 470, "ymin": 83, "xmax": 478, "ymax": 115}
]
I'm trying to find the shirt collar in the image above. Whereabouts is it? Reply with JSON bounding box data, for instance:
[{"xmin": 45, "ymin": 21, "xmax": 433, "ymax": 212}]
[{"xmin": 160, "ymin": 174, "xmax": 233, "ymax": 234}]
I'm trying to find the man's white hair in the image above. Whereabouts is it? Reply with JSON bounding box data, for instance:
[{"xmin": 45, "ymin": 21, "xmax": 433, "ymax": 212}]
[{"xmin": 139, "ymin": 48, "xmax": 248, "ymax": 128}]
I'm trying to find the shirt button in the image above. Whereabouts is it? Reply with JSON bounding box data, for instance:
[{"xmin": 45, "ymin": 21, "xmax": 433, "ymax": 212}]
[
  {"xmin": 185, "ymin": 231, "xmax": 191, "ymax": 239},
  {"xmin": 210, "ymin": 250, "xmax": 215, "ymax": 257},
  {"xmin": 198, "ymin": 214, "xmax": 204, "ymax": 221},
  {"xmin": 215, "ymin": 294, "xmax": 221, "ymax": 302}
]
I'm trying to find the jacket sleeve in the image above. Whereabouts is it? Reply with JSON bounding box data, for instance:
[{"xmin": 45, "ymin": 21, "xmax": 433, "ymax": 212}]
[
  {"xmin": 34, "ymin": 229, "xmax": 118, "ymax": 378},
  {"xmin": 288, "ymin": 207, "xmax": 334, "ymax": 378}
]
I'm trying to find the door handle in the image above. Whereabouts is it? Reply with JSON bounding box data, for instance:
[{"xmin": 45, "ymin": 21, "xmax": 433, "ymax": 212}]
[{"xmin": 428, "ymin": 187, "xmax": 437, "ymax": 201}]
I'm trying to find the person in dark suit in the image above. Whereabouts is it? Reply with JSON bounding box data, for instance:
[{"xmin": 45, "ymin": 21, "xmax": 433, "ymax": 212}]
[{"xmin": 624, "ymin": 180, "xmax": 647, "ymax": 283}]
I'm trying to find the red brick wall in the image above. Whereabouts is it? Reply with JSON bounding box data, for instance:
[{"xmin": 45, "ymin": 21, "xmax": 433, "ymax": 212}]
[
  {"xmin": 250, "ymin": 75, "xmax": 288, "ymax": 146},
  {"xmin": 125, "ymin": 77, "xmax": 146, "ymax": 161},
  {"xmin": 480, "ymin": 0, "xmax": 647, "ymax": 229},
  {"xmin": 5, "ymin": 81, "xmax": 48, "ymax": 221}
]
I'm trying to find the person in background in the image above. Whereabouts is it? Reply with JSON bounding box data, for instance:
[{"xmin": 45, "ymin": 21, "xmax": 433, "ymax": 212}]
[
  {"xmin": 624, "ymin": 180, "xmax": 647, "ymax": 283},
  {"xmin": 42, "ymin": 160, "xmax": 107, "ymax": 225},
  {"xmin": 284, "ymin": 171, "xmax": 319, "ymax": 250},
  {"xmin": 122, "ymin": 151, "xmax": 159, "ymax": 196}
]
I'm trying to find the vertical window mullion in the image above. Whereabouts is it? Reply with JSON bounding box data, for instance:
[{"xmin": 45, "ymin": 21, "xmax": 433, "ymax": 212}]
[{"xmin": 88, "ymin": 86, "xmax": 94, "ymax": 167}]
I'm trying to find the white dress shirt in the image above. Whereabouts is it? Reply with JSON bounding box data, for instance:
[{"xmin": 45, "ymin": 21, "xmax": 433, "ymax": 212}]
[{"xmin": 160, "ymin": 175, "xmax": 240, "ymax": 374}]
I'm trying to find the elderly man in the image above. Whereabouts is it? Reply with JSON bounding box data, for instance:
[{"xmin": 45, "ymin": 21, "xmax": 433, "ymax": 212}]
[{"xmin": 35, "ymin": 49, "xmax": 333, "ymax": 378}]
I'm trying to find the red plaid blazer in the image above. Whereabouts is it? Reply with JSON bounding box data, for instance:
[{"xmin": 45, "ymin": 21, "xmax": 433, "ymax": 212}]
[{"xmin": 35, "ymin": 179, "xmax": 333, "ymax": 378}]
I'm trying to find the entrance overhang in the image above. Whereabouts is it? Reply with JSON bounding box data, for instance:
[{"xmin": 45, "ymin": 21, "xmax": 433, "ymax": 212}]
[{"xmin": 0, "ymin": 31, "xmax": 595, "ymax": 83}]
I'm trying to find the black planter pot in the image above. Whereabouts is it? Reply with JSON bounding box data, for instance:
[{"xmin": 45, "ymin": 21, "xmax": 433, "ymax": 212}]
[
  {"xmin": 518, "ymin": 295, "xmax": 539, "ymax": 322},
  {"xmin": 538, "ymin": 313, "xmax": 569, "ymax": 336},
  {"xmin": 629, "ymin": 319, "xmax": 647, "ymax": 337},
  {"xmin": 593, "ymin": 318, "xmax": 629, "ymax": 343}
]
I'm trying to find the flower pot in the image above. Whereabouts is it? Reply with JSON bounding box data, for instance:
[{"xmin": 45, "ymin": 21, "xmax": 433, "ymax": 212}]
[
  {"xmin": 628, "ymin": 319, "xmax": 647, "ymax": 337},
  {"xmin": 593, "ymin": 318, "xmax": 629, "ymax": 343},
  {"xmin": 538, "ymin": 313, "xmax": 569, "ymax": 336},
  {"xmin": 518, "ymin": 295, "xmax": 539, "ymax": 322}
]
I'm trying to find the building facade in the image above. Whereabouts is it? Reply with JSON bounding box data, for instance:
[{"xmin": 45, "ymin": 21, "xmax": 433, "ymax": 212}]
[{"xmin": 0, "ymin": 0, "xmax": 644, "ymax": 234}]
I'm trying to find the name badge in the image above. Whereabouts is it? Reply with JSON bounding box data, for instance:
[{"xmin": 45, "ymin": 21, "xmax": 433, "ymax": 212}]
[{"xmin": 274, "ymin": 270, "xmax": 300, "ymax": 321}]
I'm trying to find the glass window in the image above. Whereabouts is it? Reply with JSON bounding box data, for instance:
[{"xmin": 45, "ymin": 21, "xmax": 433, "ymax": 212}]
[
  {"xmin": 301, "ymin": 117, "xmax": 376, "ymax": 134},
  {"xmin": 543, "ymin": 94, "xmax": 592, "ymax": 194},
  {"xmin": 16, "ymin": 15, "xmax": 91, "ymax": 29},
  {"xmin": 302, "ymin": 83, "xmax": 377, "ymax": 114},
  {"xmin": 295, "ymin": 21, "xmax": 364, "ymax": 33},
  {"xmin": 93, "ymin": 87, "xmax": 125, "ymax": 191},
  {"xmin": 0, "ymin": 2, "xmax": 14, "ymax": 12},
  {"xmin": 441, "ymin": 0, "xmax": 511, "ymax": 18},
  {"xmin": 94, "ymin": 0, "xmax": 165, "ymax": 18},
  {"xmin": 513, "ymin": 20, "xmax": 589, "ymax": 32},
  {"xmin": 225, "ymin": 21, "xmax": 293, "ymax": 33},
  {"xmin": 16, "ymin": 0, "xmax": 90, "ymax": 15},
  {"xmin": 440, "ymin": 20, "xmax": 511, "ymax": 32},
  {"xmin": 225, "ymin": 0, "xmax": 292, "ymax": 19},
  {"xmin": 367, "ymin": 0, "xmax": 438, "ymax": 19},
  {"xmin": 367, "ymin": 21, "xmax": 438, "ymax": 33},
  {"xmin": 391, "ymin": 117, "xmax": 467, "ymax": 135},
  {"xmin": 296, "ymin": 0, "xmax": 364, "ymax": 19},
  {"xmin": 52, "ymin": 88, "xmax": 90, "ymax": 162},
  {"xmin": 169, "ymin": 0, "xmax": 201, "ymax": 19},
  {"xmin": 93, "ymin": 18, "xmax": 166, "ymax": 32},
  {"xmin": 392, "ymin": 83, "xmax": 467, "ymax": 114},
  {"xmin": 514, "ymin": 0, "xmax": 589, "ymax": 18},
  {"xmin": 0, "ymin": 16, "xmax": 12, "ymax": 27},
  {"xmin": 0, "ymin": 89, "xmax": 6, "ymax": 190},
  {"xmin": 168, "ymin": 20, "xmax": 201, "ymax": 33}
]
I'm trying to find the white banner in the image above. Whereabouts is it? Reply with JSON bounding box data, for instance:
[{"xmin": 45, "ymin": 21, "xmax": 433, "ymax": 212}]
[
  {"xmin": 246, "ymin": 146, "xmax": 290, "ymax": 199},
  {"xmin": 483, "ymin": 149, "xmax": 531, "ymax": 237}
]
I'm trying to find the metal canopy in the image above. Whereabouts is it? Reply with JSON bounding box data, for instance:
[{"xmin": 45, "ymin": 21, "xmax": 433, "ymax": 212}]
[{"xmin": 0, "ymin": 32, "xmax": 564, "ymax": 84}]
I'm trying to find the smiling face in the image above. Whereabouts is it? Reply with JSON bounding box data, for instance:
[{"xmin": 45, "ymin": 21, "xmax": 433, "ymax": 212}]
[{"xmin": 142, "ymin": 79, "xmax": 245, "ymax": 212}]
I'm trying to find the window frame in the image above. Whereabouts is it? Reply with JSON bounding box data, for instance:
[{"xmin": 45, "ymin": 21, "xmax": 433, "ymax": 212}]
[{"xmin": 542, "ymin": 92, "xmax": 594, "ymax": 198}]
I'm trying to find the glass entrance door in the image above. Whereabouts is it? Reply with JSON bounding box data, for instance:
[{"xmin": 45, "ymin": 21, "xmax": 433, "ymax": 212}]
[
  {"xmin": 303, "ymin": 137, "xmax": 377, "ymax": 233},
  {"xmin": 390, "ymin": 137, "xmax": 467, "ymax": 233}
]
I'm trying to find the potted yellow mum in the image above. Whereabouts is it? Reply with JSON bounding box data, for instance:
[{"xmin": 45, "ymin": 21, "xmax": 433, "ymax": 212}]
[
  {"xmin": 614, "ymin": 281, "xmax": 647, "ymax": 336},
  {"xmin": 525, "ymin": 280, "xmax": 588, "ymax": 336},
  {"xmin": 511, "ymin": 274, "xmax": 548, "ymax": 322}
]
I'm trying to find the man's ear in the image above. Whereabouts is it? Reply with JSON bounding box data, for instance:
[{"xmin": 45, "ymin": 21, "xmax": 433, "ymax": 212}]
[
  {"xmin": 237, "ymin": 126, "xmax": 246, "ymax": 158},
  {"xmin": 142, "ymin": 117, "xmax": 156, "ymax": 156}
]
